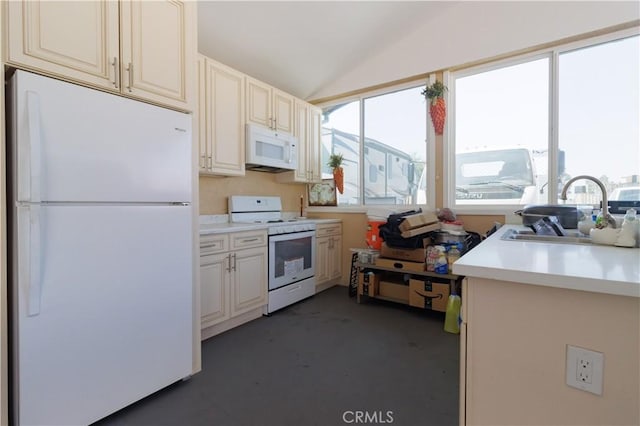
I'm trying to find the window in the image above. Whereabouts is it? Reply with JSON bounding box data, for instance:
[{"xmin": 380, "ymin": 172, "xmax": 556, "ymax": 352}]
[
  {"xmin": 557, "ymin": 35, "xmax": 640, "ymax": 206},
  {"xmin": 453, "ymin": 58, "xmax": 550, "ymax": 206},
  {"xmin": 321, "ymin": 85, "xmax": 427, "ymax": 206},
  {"xmin": 450, "ymin": 29, "xmax": 639, "ymax": 210},
  {"xmin": 321, "ymin": 100, "xmax": 360, "ymax": 204}
]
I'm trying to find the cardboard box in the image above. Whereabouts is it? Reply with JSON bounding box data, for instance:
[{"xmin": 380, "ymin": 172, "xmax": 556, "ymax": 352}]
[
  {"xmin": 400, "ymin": 222, "xmax": 441, "ymax": 238},
  {"xmin": 379, "ymin": 281, "xmax": 409, "ymax": 302},
  {"xmin": 398, "ymin": 212, "xmax": 439, "ymax": 232},
  {"xmin": 380, "ymin": 243, "xmax": 428, "ymax": 263},
  {"xmin": 358, "ymin": 271, "xmax": 380, "ymax": 297},
  {"xmin": 375, "ymin": 257, "xmax": 425, "ymax": 273},
  {"xmin": 409, "ymin": 279, "xmax": 450, "ymax": 312}
]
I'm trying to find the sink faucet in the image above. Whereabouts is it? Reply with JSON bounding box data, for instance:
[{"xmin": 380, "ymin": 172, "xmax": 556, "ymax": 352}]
[{"xmin": 560, "ymin": 175, "xmax": 616, "ymax": 228}]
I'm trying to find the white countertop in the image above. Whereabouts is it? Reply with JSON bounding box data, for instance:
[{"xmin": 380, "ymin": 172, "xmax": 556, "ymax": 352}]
[
  {"xmin": 199, "ymin": 217, "xmax": 341, "ymax": 235},
  {"xmin": 453, "ymin": 225, "xmax": 640, "ymax": 298}
]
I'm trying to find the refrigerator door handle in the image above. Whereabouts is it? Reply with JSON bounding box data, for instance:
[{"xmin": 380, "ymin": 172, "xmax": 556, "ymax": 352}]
[
  {"xmin": 22, "ymin": 205, "xmax": 43, "ymax": 316},
  {"xmin": 26, "ymin": 91, "xmax": 43, "ymax": 203}
]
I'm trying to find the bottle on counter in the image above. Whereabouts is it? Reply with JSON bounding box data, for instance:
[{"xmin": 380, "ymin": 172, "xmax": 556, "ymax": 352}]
[
  {"xmin": 447, "ymin": 244, "xmax": 461, "ymax": 270},
  {"xmin": 615, "ymin": 208, "xmax": 638, "ymax": 248},
  {"xmin": 434, "ymin": 245, "xmax": 448, "ymax": 274},
  {"xmin": 443, "ymin": 294, "xmax": 461, "ymax": 334}
]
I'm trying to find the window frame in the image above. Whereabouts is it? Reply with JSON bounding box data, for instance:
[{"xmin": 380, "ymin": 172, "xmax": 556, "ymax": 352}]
[
  {"xmin": 315, "ymin": 79, "xmax": 435, "ymax": 210},
  {"xmin": 445, "ymin": 26, "xmax": 639, "ymax": 215}
]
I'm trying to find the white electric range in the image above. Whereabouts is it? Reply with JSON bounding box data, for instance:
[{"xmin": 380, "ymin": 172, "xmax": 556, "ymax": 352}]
[{"xmin": 228, "ymin": 196, "xmax": 316, "ymax": 313}]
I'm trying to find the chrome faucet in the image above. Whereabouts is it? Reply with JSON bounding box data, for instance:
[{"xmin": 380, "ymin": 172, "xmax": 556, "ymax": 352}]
[{"xmin": 560, "ymin": 175, "xmax": 616, "ymax": 228}]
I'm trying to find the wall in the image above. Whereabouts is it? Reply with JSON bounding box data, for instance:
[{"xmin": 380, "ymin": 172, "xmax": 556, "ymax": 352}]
[
  {"xmin": 199, "ymin": 172, "xmax": 309, "ymax": 215},
  {"xmin": 310, "ymin": 2, "xmax": 639, "ymax": 100},
  {"xmin": 464, "ymin": 277, "xmax": 639, "ymax": 425}
]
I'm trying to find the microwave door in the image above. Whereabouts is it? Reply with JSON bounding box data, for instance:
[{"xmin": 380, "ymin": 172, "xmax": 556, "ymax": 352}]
[{"xmin": 246, "ymin": 124, "xmax": 298, "ymax": 170}]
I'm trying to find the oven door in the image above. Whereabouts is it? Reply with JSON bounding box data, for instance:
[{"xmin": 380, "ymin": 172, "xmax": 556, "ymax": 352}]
[{"xmin": 268, "ymin": 230, "xmax": 315, "ymax": 290}]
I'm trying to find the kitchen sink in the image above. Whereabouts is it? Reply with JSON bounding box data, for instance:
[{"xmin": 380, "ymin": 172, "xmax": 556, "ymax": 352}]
[{"xmin": 501, "ymin": 228, "xmax": 592, "ymax": 245}]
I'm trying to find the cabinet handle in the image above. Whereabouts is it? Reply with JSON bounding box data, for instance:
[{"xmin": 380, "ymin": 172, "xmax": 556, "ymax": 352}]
[
  {"xmin": 226, "ymin": 254, "xmax": 231, "ymax": 272},
  {"xmin": 200, "ymin": 155, "xmax": 206, "ymax": 168},
  {"xmin": 111, "ymin": 57, "xmax": 119, "ymax": 89},
  {"xmin": 232, "ymin": 253, "xmax": 237, "ymax": 271},
  {"xmin": 207, "ymin": 155, "xmax": 213, "ymax": 169},
  {"xmin": 126, "ymin": 62, "xmax": 133, "ymax": 92},
  {"xmin": 241, "ymin": 238, "xmax": 259, "ymax": 243}
]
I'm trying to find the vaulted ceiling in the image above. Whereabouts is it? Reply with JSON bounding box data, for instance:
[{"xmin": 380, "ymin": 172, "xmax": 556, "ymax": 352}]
[
  {"xmin": 197, "ymin": 1, "xmax": 639, "ymax": 102},
  {"xmin": 198, "ymin": 1, "xmax": 457, "ymax": 101}
]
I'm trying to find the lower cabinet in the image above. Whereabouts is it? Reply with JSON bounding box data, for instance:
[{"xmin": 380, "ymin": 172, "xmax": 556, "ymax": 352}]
[
  {"xmin": 200, "ymin": 230, "xmax": 267, "ymax": 339},
  {"xmin": 315, "ymin": 223, "xmax": 342, "ymax": 291}
]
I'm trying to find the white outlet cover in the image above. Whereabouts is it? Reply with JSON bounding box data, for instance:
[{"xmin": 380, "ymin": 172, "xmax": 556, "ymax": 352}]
[{"xmin": 566, "ymin": 345, "xmax": 604, "ymax": 395}]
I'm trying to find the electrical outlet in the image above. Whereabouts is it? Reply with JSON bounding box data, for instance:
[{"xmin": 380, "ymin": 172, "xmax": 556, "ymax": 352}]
[
  {"xmin": 577, "ymin": 358, "xmax": 593, "ymax": 384},
  {"xmin": 566, "ymin": 345, "xmax": 604, "ymax": 395}
]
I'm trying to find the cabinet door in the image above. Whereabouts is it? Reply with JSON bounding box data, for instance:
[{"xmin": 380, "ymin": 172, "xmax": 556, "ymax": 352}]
[
  {"xmin": 7, "ymin": 1, "xmax": 120, "ymax": 91},
  {"xmin": 315, "ymin": 236, "xmax": 331, "ymax": 284},
  {"xmin": 329, "ymin": 236, "xmax": 343, "ymax": 281},
  {"xmin": 206, "ymin": 59, "xmax": 246, "ymax": 176},
  {"xmin": 120, "ymin": 0, "xmax": 195, "ymax": 111},
  {"xmin": 197, "ymin": 56, "xmax": 208, "ymax": 172},
  {"xmin": 293, "ymin": 101, "xmax": 310, "ymax": 182},
  {"xmin": 273, "ymin": 89, "xmax": 294, "ymax": 134},
  {"xmin": 246, "ymin": 77, "xmax": 272, "ymax": 128},
  {"xmin": 231, "ymin": 247, "xmax": 267, "ymax": 317},
  {"xmin": 200, "ymin": 253, "xmax": 231, "ymax": 329},
  {"xmin": 308, "ymin": 106, "xmax": 323, "ymax": 182}
]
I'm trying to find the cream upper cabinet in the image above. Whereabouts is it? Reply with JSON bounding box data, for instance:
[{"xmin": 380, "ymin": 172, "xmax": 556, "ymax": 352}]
[
  {"xmin": 120, "ymin": 0, "xmax": 195, "ymax": 111},
  {"xmin": 197, "ymin": 56, "xmax": 208, "ymax": 172},
  {"xmin": 7, "ymin": 1, "xmax": 120, "ymax": 90},
  {"xmin": 7, "ymin": 0, "xmax": 195, "ymax": 112},
  {"xmin": 198, "ymin": 55, "xmax": 246, "ymax": 176},
  {"xmin": 308, "ymin": 106, "xmax": 323, "ymax": 182},
  {"xmin": 276, "ymin": 100, "xmax": 322, "ymax": 184},
  {"xmin": 272, "ymin": 88, "xmax": 294, "ymax": 134},
  {"xmin": 246, "ymin": 76, "xmax": 294, "ymax": 133}
]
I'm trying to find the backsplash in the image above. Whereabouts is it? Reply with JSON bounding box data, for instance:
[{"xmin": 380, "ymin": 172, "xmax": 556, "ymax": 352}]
[{"xmin": 199, "ymin": 171, "xmax": 308, "ymax": 215}]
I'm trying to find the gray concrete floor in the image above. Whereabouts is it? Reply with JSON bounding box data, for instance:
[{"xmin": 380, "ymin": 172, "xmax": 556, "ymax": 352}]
[{"xmin": 96, "ymin": 286, "xmax": 460, "ymax": 426}]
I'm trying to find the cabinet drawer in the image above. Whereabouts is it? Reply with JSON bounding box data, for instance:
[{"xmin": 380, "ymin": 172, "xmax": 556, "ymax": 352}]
[
  {"xmin": 316, "ymin": 223, "xmax": 342, "ymax": 238},
  {"xmin": 200, "ymin": 234, "xmax": 229, "ymax": 255},
  {"xmin": 230, "ymin": 230, "xmax": 268, "ymax": 250}
]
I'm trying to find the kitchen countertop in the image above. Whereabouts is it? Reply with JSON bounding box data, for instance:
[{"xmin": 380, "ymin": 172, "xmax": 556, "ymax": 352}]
[
  {"xmin": 453, "ymin": 225, "xmax": 640, "ymax": 298},
  {"xmin": 199, "ymin": 217, "xmax": 341, "ymax": 235}
]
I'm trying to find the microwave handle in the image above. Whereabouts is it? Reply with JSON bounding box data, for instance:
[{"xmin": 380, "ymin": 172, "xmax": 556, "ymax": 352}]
[{"xmin": 286, "ymin": 142, "xmax": 293, "ymax": 164}]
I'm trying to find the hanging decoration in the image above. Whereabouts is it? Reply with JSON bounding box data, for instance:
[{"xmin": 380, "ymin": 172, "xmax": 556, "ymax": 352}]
[
  {"xmin": 422, "ymin": 81, "xmax": 447, "ymax": 135},
  {"xmin": 328, "ymin": 153, "xmax": 344, "ymax": 194}
]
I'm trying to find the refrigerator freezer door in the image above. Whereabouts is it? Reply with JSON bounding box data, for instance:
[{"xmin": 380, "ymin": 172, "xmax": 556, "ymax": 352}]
[
  {"xmin": 12, "ymin": 70, "xmax": 192, "ymax": 203},
  {"xmin": 14, "ymin": 205, "xmax": 193, "ymax": 425}
]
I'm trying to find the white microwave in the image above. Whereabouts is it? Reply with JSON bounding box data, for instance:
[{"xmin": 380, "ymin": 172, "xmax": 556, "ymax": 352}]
[{"xmin": 245, "ymin": 123, "xmax": 298, "ymax": 171}]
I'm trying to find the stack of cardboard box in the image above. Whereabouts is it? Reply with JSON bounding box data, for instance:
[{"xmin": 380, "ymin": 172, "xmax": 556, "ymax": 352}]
[
  {"xmin": 357, "ymin": 211, "xmax": 453, "ymax": 312},
  {"xmin": 376, "ymin": 211, "xmax": 440, "ymax": 270}
]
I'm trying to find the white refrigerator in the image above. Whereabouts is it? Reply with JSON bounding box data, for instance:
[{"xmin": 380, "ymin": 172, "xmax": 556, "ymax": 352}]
[{"xmin": 7, "ymin": 70, "xmax": 194, "ymax": 425}]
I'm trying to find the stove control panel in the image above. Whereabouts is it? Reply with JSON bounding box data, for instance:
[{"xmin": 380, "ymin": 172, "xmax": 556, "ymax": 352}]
[{"xmin": 268, "ymin": 222, "xmax": 317, "ymax": 235}]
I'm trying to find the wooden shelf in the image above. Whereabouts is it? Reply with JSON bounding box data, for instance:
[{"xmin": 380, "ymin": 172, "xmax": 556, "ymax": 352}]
[{"xmin": 355, "ymin": 262, "xmax": 460, "ymax": 280}]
